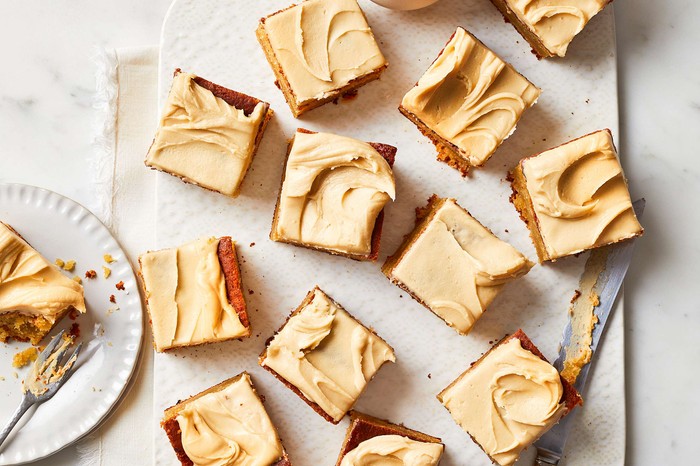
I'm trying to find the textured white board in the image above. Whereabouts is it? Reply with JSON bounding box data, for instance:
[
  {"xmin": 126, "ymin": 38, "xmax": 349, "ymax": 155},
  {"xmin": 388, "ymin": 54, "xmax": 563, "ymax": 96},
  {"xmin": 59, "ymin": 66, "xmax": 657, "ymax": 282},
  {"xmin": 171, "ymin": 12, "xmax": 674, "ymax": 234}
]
[{"xmin": 155, "ymin": 1, "xmax": 624, "ymax": 464}]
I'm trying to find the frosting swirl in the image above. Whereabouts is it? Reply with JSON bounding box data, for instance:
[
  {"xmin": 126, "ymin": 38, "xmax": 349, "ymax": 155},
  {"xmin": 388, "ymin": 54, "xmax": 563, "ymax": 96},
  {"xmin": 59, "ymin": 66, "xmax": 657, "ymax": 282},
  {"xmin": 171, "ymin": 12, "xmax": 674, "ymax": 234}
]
[
  {"xmin": 177, "ymin": 374, "xmax": 284, "ymax": 466},
  {"xmin": 340, "ymin": 435, "xmax": 443, "ymax": 466},
  {"xmin": 523, "ymin": 130, "xmax": 643, "ymax": 259},
  {"xmin": 146, "ymin": 72, "xmax": 266, "ymax": 197},
  {"xmin": 439, "ymin": 338, "xmax": 566, "ymax": 466},
  {"xmin": 263, "ymin": 0, "xmax": 387, "ymax": 102},
  {"xmin": 139, "ymin": 237, "xmax": 248, "ymax": 351},
  {"xmin": 261, "ymin": 288, "xmax": 395, "ymax": 422},
  {"xmin": 0, "ymin": 223, "xmax": 85, "ymax": 319},
  {"xmin": 506, "ymin": 0, "xmax": 608, "ymax": 57},
  {"xmin": 402, "ymin": 27, "xmax": 540, "ymax": 166},
  {"xmin": 273, "ymin": 131, "xmax": 395, "ymax": 256},
  {"xmin": 390, "ymin": 199, "xmax": 531, "ymax": 334}
]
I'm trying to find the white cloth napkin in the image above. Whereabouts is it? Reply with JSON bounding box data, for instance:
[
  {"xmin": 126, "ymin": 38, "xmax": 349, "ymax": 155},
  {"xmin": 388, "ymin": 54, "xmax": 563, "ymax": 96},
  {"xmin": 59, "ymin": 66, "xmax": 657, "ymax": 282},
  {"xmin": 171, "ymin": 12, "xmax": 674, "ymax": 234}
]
[{"xmin": 77, "ymin": 45, "xmax": 159, "ymax": 466}]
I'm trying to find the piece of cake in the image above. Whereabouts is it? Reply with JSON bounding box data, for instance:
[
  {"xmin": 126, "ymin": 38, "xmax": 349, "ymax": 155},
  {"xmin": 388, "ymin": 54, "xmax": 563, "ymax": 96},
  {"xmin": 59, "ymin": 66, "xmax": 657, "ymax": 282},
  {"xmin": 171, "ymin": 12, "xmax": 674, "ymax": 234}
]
[
  {"xmin": 509, "ymin": 129, "xmax": 643, "ymax": 263},
  {"xmin": 138, "ymin": 236, "xmax": 249, "ymax": 352},
  {"xmin": 382, "ymin": 196, "xmax": 533, "ymax": 335},
  {"xmin": 489, "ymin": 0, "xmax": 612, "ymax": 58},
  {"xmin": 161, "ymin": 372, "xmax": 291, "ymax": 466},
  {"xmin": 437, "ymin": 330, "xmax": 582, "ymax": 466},
  {"xmin": 259, "ymin": 287, "xmax": 395, "ymax": 424},
  {"xmin": 270, "ymin": 129, "xmax": 396, "ymax": 261},
  {"xmin": 400, "ymin": 27, "xmax": 540, "ymax": 175},
  {"xmin": 145, "ymin": 70, "xmax": 273, "ymax": 197},
  {"xmin": 335, "ymin": 411, "xmax": 444, "ymax": 466},
  {"xmin": 256, "ymin": 0, "xmax": 388, "ymax": 117},
  {"xmin": 0, "ymin": 222, "xmax": 86, "ymax": 344}
]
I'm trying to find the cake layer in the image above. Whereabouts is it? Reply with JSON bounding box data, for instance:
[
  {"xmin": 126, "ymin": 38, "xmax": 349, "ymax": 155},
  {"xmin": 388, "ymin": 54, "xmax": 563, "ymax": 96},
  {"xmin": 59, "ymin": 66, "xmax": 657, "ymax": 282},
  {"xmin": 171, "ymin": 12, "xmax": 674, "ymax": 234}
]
[
  {"xmin": 139, "ymin": 236, "xmax": 249, "ymax": 351},
  {"xmin": 339, "ymin": 435, "xmax": 443, "ymax": 466},
  {"xmin": 401, "ymin": 27, "xmax": 540, "ymax": 169},
  {"xmin": 498, "ymin": 0, "xmax": 610, "ymax": 57},
  {"xmin": 517, "ymin": 129, "xmax": 643, "ymax": 261},
  {"xmin": 259, "ymin": 0, "xmax": 386, "ymax": 105},
  {"xmin": 0, "ymin": 222, "xmax": 85, "ymax": 343},
  {"xmin": 271, "ymin": 130, "xmax": 396, "ymax": 258},
  {"xmin": 260, "ymin": 287, "xmax": 395, "ymax": 423},
  {"xmin": 146, "ymin": 72, "xmax": 269, "ymax": 197},
  {"xmin": 438, "ymin": 331, "xmax": 580, "ymax": 466},
  {"xmin": 384, "ymin": 197, "xmax": 532, "ymax": 335}
]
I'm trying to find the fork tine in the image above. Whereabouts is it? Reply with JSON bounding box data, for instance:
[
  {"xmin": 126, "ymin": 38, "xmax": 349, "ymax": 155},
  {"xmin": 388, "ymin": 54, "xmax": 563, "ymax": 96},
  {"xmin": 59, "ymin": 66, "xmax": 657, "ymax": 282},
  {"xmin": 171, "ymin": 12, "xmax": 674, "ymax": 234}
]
[
  {"xmin": 55, "ymin": 343, "xmax": 83, "ymax": 384},
  {"xmin": 36, "ymin": 330, "xmax": 66, "ymax": 366}
]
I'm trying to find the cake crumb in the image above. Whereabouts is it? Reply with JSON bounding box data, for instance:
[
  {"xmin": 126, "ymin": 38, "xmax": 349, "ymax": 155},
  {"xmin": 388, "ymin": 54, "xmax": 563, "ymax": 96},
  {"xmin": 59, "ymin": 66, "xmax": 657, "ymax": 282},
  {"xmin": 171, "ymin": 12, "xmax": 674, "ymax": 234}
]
[
  {"xmin": 103, "ymin": 266, "xmax": 111, "ymax": 279},
  {"xmin": 0, "ymin": 376, "xmax": 5, "ymax": 381},
  {"xmin": 427, "ymin": 373, "xmax": 432, "ymax": 379},
  {"xmin": 55, "ymin": 258, "xmax": 65, "ymax": 268},
  {"xmin": 85, "ymin": 270, "xmax": 97, "ymax": 279},
  {"xmin": 69, "ymin": 308, "xmax": 80, "ymax": 320},
  {"xmin": 109, "ymin": 294, "xmax": 116, "ymax": 304},
  {"xmin": 72, "ymin": 276, "xmax": 82, "ymax": 284},
  {"xmin": 12, "ymin": 371, "xmax": 18, "ymax": 379},
  {"xmin": 570, "ymin": 290, "xmax": 582, "ymax": 304},
  {"xmin": 589, "ymin": 292, "xmax": 600, "ymax": 307},
  {"xmin": 12, "ymin": 347, "xmax": 38, "ymax": 368},
  {"xmin": 103, "ymin": 254, "xmax": 115, "ymax": 263},
  {"xmin": 115, "ymin": 281, "xmax": 125, "ymax": 290},
  {"xmin": 248, "ymin": 289, "xmax": 254, "ymax": 295},
  {"xmin": 107, "ymin": 342, "xmax": 113, "ymax": 347},
  {"xmin": 249, "ymin": 242, "xmax": 256, "ymax": 247},
  {"xmin": 68, "ymin": 323, "xmax": 80, "ymax": 339},
  {"xmin": 63, "ymin": 260, "xmax": 76, "ymax": 272}
]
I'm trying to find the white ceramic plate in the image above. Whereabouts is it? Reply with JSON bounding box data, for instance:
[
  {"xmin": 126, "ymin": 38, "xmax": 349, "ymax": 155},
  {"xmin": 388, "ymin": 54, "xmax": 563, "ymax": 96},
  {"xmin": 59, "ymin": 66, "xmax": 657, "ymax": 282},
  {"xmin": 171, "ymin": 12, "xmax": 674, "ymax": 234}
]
[{"xmin": 0, "ymin": 183, "xmax": 142, "ymax": 465}]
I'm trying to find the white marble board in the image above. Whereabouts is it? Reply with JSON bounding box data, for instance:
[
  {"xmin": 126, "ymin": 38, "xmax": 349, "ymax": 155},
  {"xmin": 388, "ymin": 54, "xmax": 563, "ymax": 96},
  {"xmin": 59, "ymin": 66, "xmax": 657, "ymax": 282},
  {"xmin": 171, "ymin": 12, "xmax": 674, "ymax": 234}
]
[{"xmin": 154, "ymin": 0, "xmax": 625, "ymax": 464}]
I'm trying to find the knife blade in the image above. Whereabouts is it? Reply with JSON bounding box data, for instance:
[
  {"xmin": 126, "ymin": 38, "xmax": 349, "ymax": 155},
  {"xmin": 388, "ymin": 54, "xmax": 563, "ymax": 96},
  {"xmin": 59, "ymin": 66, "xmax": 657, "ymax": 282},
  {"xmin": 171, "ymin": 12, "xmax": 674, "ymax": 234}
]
[{"xmin": 534, "ymin": 198, "xmax": 645, "ymax": 465}]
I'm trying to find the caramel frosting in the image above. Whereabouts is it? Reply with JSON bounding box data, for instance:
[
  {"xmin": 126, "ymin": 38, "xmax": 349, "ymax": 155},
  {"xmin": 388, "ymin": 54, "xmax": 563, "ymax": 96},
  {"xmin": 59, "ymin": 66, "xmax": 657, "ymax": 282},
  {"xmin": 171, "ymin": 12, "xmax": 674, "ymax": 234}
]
[
  {"xmin": 522, "ymin": 130, "xmax": 642, "ymax": 259},
  {"xmin": 401, "ymin": 27, "xmax": 540, "ymax": 166},
  {"xmin": 439, "ymin": 338, "xmax": 566, "ymax": 466},
  {"xmin": 340, "ymin": 435, "xmax": 443, "ymax": 466},
  {"xmin": 262, "ymin": 0, "xmax": 387, "ymax": 102},
  {"xmin": 139, "ymin": 237, "xmax": 248, "ymax": 351},
  {"xmin": 273, "ymin": 131, "xmax": 395, "ymax": 256},
  {"xmin": 390, "ymin": 199, "xmax": 532, "ymax": 335},
  {"xmin": 506, "ymin": 0, "xmax": 608, "ymax": 57},
  {"xmin": 146, "ymin": 72, "xmax": 266, "ymax": 197},
  {"xmin": 176, "ymin": 374, "xmax": 283, "ymax": 466},
  {"xmin": 261, "ymin": 288, "xmax": 395, "ymax": 422},
  {"xmin": 0, "ymin": 223, "xmax": 85, "ymax": 319}
]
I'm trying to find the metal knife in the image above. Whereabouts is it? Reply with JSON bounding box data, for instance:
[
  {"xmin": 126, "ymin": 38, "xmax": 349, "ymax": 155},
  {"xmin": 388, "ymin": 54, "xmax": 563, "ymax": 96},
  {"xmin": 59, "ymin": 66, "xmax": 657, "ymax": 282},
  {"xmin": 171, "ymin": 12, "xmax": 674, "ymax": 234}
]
[{"xmin": 534, "ymin": 199, "xmax": 645, "ymax": 465}]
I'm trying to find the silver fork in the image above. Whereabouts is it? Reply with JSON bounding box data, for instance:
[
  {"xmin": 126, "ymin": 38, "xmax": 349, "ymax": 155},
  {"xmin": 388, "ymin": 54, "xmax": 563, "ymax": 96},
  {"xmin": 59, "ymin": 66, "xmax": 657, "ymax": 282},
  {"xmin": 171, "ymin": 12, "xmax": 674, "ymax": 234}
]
[{"xmin": 0, "ymin": 330, "xmax": 82, "ymax": 448}]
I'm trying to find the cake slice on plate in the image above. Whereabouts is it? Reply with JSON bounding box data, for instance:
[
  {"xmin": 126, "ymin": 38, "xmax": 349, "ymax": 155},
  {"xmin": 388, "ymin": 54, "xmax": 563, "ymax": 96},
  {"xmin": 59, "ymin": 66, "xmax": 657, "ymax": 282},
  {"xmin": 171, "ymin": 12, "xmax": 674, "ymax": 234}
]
[
  {"xmin": 138, "ymin": 236, "xmax": 249, "ymax": 352},
  {"xmin": 509, "ymin": 129, "xmax": 643, "ymax": 263},
  {"xmin": 256, "ymin": 0, "xmax": 388, "ymax": 117},
  {"xmin": 0, "ymin": 222, "xmax": 86, "ymax": 344},
  {"xmin": 335, "ymin": 411, "xmax": 444, "ymax": 466},
  {"xmin": 145, "ymin": 70, "xmax": 273, "ymax": 197},
  {"xmin": 400, "ymin": 27, "xmax": 540, "ymax": 175},
  {"xmin": 161, "ymin": 372, "xmax": 291, "ymax": 466},
  {"xmin": 489, "ymin": 0, "xmax": 612, "ymax": 58},
  {"xmin": 259, "ymin": 287, "xmax": 395, "ymax": 424},
  {"xmin": 437, "ymin": 330, "xmax": 582, "ymax": 466},
  {"xmin": 383, "ymin": 196, "xmax": 532, "ymax": 335},
  {"xmin": 270, "ymin": 129, "xmax": 396, "ymax": 261}
]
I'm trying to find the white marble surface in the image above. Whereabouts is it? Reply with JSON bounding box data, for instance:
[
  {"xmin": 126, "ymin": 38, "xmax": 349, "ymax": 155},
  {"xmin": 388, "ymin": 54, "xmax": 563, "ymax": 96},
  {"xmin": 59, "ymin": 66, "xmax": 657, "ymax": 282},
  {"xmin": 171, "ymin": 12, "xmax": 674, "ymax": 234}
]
[{"xmin": 0, "ymin": 0, "xmax": 697, "ymax": 464}]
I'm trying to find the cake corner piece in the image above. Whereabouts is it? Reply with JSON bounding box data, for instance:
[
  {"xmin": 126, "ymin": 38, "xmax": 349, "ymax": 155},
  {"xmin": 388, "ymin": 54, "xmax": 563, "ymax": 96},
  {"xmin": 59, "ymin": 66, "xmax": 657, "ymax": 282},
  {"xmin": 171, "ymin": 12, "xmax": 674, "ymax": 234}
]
[
  {"xmin": 260, "ymin": 287, "xmax": 395, "ymax": 425},
  {"xmin": 437, "ymin": 330, "xmax": 581, "ymax": 466},
  {"xmin": 400, "ymin": 26, "xmax": 540, "ymax": 173},
  {"xmin": 270, "ymin": 129, "xmax": 396, "ymax": 262},
  {"xmin": 334, "ymin": 410, "xmax": 444, "ymax": 466},
  {"xmin": 509, "ymin": 129, "xmax": 643, "ymax": 263},
  {"xmin": 256, "ymin": 0, "xmax": 387, "ymax": 117},
  {"xmin": 383, "ymin": 195, "xmax": 532, "ymax": 336}
]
